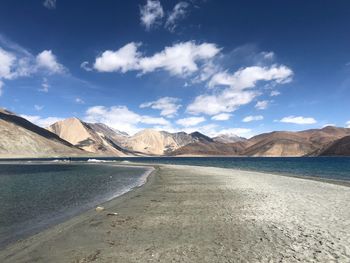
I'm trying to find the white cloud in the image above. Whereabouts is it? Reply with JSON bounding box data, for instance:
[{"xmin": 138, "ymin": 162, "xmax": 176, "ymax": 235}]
[
  {"xmin": 43, "ymin": 0, "xmax": 56, "ymax": 9},
  {"xmin": 255, "ymin": 100, "xmax": 269, "ymax": 110},
  {"xmin": 36, "ymin": 50, "xmax": 65, "ymax": 74},
  {"xmin": 139, "ymin": 42, "xmax": 220, "ymax": 76},
  {"xmin": 187, "ymin": 90, "xmax": 258, "ymax": 115},
  {"xmin": 75, "ymin": 97, "xmax": 85, "ymax": 104},
  {"xmin": 84, "ymin": 105, "xmax": 169, "ymax": 135},
  {"xmin": 34, "ymin": 105, "xmax": 44, "ymax": 111},
  {"xmin": 0, "ymin": 47, "xmax": 15, "ymax": 79},
  {"xmin": 176, "ymin": 116, "xmax": 206, "ymax": 127},
  {"xmin": 270, "ymin": 90, "xmax": 281, "ymax": 96},
  {"xmin": 140, "ymin": 97, "xmax": 181, "ymax": 117},
  {"xmin": 140, "ymin": 0, "xmax": 164, "ymax": 30},
  {"xmin": 209, "ymin": 65, "xmax": 293, "ymax": 90},
  {"xmin": 21, "ymin": 114, "xmax": 62, "ymax": 127},
  {"xmin": 165, "ymin": 2, "xmax": 190, "ymax": 32},
  {"xmin": 280, "ymin": 116, "xmax": 317, "ymax": 125},
  {"xmin": 211, "ymin": 113, "xmax": 231, "ymax": 121},
  {"xmin": 93, "ymin": 42, "xmax": 141, "ymax": 73},
  {"xmin": 92, "ymin": 41, "xmax": 220, "ymax": 77},
  {"xmin": 346, "ymin": 121, "xmax": 350, "ymax": 128},
  {"xmin": 242, "ymin": 115, "xmax": 264, "ymax": 122},
  {"xmin": 187, "ymin": 65, "xmax": 292, "ymax": 116}
]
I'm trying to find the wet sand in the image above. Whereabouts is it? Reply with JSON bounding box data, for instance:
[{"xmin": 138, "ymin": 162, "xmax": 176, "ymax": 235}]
[{"xmin": 1, "ymin": 164, "xmax": 350, "ymax": 262}]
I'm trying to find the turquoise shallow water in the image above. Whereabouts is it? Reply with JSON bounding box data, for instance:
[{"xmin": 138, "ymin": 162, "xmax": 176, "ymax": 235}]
[{"xmin": 0, "ymin": 163, "xmax": 148, "ymax": 248}]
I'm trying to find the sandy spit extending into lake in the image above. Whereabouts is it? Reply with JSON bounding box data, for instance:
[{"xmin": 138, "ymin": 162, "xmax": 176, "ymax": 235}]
[{"xmin": 1, "ymin": 163, "xmax": 350, "ymax": 262}]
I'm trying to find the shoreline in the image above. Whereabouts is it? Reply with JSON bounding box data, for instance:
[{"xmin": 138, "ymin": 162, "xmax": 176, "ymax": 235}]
[
  {"xmin": 1, "ymin": 163, "xmax": 349, "ymax": 262},
  {"xmin": 0, "ymin": 163, "xmax": 155, "ymax": 250}
]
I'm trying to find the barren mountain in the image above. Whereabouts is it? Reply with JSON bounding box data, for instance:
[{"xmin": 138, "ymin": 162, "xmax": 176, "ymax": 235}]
[
  {"xmin": 0, "ymin": 109, "xmax": 84, "ymax": 158},
  {"xmin": 318, "ymin": 136, "xmax": 350, "ymax": 156},
  {"xmin": 123, "ymin": 129, "xmax": 194, "ymax": 155},
  {"xmin": 48, "ymin": 118, "xmax": 132, "ymax": 156},
  {"xmin": 243, "ymin": 126, "xmax": 350, "ymax": 157},
  {"xmin": 213, "ymin": 134, "xmax": 246, "ymax": 143}
]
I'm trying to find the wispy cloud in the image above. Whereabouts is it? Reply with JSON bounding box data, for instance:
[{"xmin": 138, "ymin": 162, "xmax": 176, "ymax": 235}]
[
  {"xmin": 176, "ymin": 116, "xmax": 206, "ymax": 127},
  {"xmin": 280, "ymin": 116, "xmax": 317, "ymax": 125},
  {"xmin": 242, "ymin": 115, "xmax": 264, "ymax": 122},
  {"xmin": 75, "ymin": 97, "xmax": 85, "ymax": 104},
  {"xmin": 140, "ymin": 0, "xmax": 164, "ymax": 30},
  {"xmin": 140, "ymin": 97, "xmax": 181, "ymax": 118},
  {"xmin": 43, "ymin": 0, "xmax": 56, "ymax": 10},
  {"xmin": 34, "ymin": 105, "xmax": 44, "ymax": 111},
  {"xmin": 0, "ymin": 35, "xmax": 66, "ymax": 95},
  {"xmin": 211, "ymin": 113, "xmax": 231, "ymax": 121},
  {"xmin": 187, "ymin": 65, "xmax": 292, "ymax": 115},
  {"xmin": 255, "ymin": 100, "xmax": 269, "ymax": 110},
  {"xmin": 39, "ymin": 78, "xmax": 50, "ymax": 92},
  {"xmin": 165, "ymin": 2, "xmax": 190, "ymax": 32}
]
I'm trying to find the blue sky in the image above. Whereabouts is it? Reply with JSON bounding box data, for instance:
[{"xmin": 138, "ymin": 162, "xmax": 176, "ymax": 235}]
[{"xmin": 0, "ymin": 0, "xmax": 350, "ymax": 137}]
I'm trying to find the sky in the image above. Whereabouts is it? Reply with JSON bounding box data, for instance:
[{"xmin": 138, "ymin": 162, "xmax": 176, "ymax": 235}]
[{"xmin": 0, "ymin": 0, "xmax": 350, "ymax": 137}]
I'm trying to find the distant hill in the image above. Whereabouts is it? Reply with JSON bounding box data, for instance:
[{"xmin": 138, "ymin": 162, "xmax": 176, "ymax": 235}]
[
  {"xmin": 48, "ymin": 118, "xmax": 132, "ymax": 156},
  {"xmin": 0, "ymin": 109, "xmax": 84, "ymax": 158}
]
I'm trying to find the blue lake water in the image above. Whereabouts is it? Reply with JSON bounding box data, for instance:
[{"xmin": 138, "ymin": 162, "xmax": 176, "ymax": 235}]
[
  {"xmin": 122, "ymin": 157, "xmax": 350, "ymax": 181},
  {"xmin": 11, "ymin": 156, "xmax": 348, "ymax": 181},
  {"xmin": 0, "ymin": 163, "xmax": 149, "ymax": 248}
]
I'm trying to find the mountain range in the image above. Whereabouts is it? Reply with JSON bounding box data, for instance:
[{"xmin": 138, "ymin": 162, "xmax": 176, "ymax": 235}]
[{"xmin": 0, "ymin": 109, "xmax": 349, "ymax": 158}]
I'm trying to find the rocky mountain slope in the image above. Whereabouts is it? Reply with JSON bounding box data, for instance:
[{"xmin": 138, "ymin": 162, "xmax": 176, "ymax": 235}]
[
  {"xmin": 212, "ymin": 134, "xmax": 246, "ymax": 143},
  {"xmin": 48, "ymin": 118, "xmax": 132, "ymax": 156},
  {"xmin": 318, "ymin": 136, "xmax": 350, "ymax": 156},
  {"xmin": 0, "ymin": 109, "xmax": 84, "ymax": 158},
  {"xmin": 122, "ymin": 129, "xmax": 195, "ymax": 155}
]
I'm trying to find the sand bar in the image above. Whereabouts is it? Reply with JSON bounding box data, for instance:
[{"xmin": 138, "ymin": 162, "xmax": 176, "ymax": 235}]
[{"xmin": 0, "ymin": 163, "xmax": 350, "ymax": 262}]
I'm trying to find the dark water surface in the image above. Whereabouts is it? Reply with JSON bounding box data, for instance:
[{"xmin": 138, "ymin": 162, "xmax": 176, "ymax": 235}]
[{"xmin": 0, "ymin": 163, "xmax": 149, "ymax": 248}]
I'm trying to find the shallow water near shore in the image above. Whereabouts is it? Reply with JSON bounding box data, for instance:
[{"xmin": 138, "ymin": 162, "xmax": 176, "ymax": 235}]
[{"xmin": 0, "ymin": 163, "xmax": 149, "ymax": 248}]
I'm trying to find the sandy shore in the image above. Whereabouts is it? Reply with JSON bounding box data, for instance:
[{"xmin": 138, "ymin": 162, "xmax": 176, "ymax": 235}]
[{"xmin": 1, "ymin": 164, "xmax": 350, "ymax": 262}]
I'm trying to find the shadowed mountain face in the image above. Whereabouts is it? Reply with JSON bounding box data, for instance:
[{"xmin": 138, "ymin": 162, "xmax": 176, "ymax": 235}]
[
  {"xmin": 48, "ymin": 118, "xmax": 132, "ymax": 156},
  {"xmin": 0, "ymin": 109, "xmax": 84, "ymax": 158},
  {"xmin": 318, "ymin": 136, "xmax": 350, "ymax": 156},
  {"xmin": 169, "ymin": 141, "xmax": 247, "ymax": 156}
]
